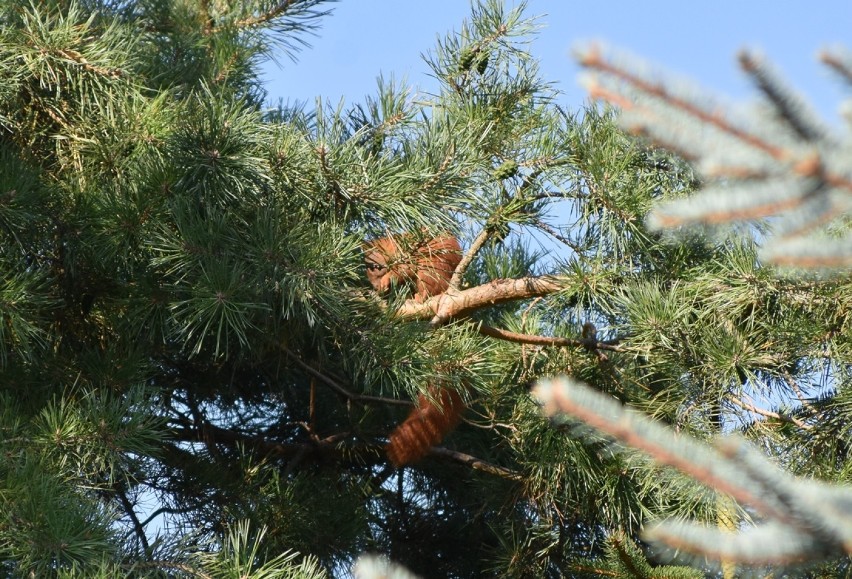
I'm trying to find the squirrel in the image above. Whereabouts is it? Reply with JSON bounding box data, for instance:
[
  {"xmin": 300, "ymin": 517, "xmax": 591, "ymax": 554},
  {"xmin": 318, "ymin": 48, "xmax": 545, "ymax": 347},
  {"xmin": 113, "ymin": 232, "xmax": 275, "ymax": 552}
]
[
  {"xmin": 363, "ymin": 232, "xmax": 462, "ymax": 303},
  {"xmin": 385, "ymin": 385, "xmax": 466, "ymax": 467},
  {"xmin": 363, "ymin": 231, "xmax": 465, "ymax": 466}
]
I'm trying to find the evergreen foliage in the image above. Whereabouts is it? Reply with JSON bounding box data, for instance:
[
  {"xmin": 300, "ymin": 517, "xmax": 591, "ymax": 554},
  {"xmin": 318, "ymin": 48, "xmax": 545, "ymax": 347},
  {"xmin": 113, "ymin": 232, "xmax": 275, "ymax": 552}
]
[{"xmin": 0, "ymin": 0, "xmax": 848, "ymax": 577}]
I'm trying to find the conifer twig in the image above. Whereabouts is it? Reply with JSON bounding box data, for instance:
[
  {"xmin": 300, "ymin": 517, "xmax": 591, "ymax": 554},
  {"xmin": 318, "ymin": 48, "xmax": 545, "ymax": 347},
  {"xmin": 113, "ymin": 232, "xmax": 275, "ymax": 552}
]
[
  {"xmin": 533, "ymin": 377, "xmax": 786, "ymax": 520},
  {"xmin": 820, "ymin": 48, "xmax": 852, "ymax": 85},
  {"xmin": 233, "ymin": 0, "xmax": 294, "ymax": 28},
  {"xmin": 726, "ymin": 393, "xmax": 812, "ymax": 430},
  {"xmin": 446, "ymin": 227, "xmax": 491, "ymax": 293},
  {"xmin": 477, "ymin": 323, "xmax": 623, "ymax": 352},
  {"xmin": 533, "ymin": 376, "xmax": 852, "ymax": 567},
  {"xmin": 576, "ymin": 42, "xmax": 852, "ymax": 268},
  {"xmin": 737, "ymin": 49, "xmax": 827, "ymax": 142},
  {"xmin": 532, "ymin": 219, "xmax": 584, "ymax": 253},
  {"xmin": 576, "ymin": 44, "xmax": 787, "ymax": 160},
  {"xmin": 427, "ymin": 446, "xmax": 523, "ymax": 480},
  {"xmin": 781, "ymin": 370, "xmax": 816, "ymax": 414},
  {"xmin": 281, "ymin": 345, "xmax": 412, "ymax": 407}
]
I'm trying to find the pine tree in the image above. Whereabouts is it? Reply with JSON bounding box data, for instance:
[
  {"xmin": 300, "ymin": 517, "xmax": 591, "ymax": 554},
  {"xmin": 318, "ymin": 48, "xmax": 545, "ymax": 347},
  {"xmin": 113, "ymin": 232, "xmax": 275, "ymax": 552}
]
[{"xmin": 1, "ymin": 0, "xmax": 848, "ymax": 577}]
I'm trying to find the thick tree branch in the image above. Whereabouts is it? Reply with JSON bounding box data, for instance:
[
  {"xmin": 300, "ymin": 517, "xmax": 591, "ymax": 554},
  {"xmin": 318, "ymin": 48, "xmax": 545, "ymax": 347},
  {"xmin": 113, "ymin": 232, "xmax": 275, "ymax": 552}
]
[{"xmin": 383, "ymin": 275, "xmax": 565, "ymax": 323}]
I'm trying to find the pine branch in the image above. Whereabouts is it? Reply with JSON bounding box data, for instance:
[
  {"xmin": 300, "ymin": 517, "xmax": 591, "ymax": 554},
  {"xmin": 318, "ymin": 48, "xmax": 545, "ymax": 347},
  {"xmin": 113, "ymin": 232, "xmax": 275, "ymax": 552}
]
[
  {"xmin": 168, "ymin": 423, "xmax": 384, "ymax": 466},
  {"xmin": 138, "ymin": 505, "xmax": 196, "ymax": 530},
  {"xmin": 127, "ymin": 561, "xmax": 213, "ymax": 579},
  {"xmin": 447, "ymin": 226, "xmax": 492, "ymax": 292},
  {"xmin": 781, "ymin": 369, "xmax": 817, "ymax": 415},
  {"xmin": 55, "ymin": 48, "xmax": 125, "ymax": 79},
  {"xmin": 220, "ymin": 0, "xmax": 332, "ymax": 31},
  {"xmin": 532, "ymin": 219, "xmax": 585, "ymax": 253}
]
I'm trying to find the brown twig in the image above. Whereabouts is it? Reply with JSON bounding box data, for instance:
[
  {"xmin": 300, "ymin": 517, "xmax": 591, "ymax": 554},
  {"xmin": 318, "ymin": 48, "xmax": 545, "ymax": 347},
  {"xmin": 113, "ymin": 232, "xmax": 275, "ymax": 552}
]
[
  {"xmin": 115, "ymin": 485, "xmax": 150, "ymax": 553},
  {"xmin": 427, "ymin": 446, "xmax": 523, "ymax": 481},
  {"xmin": 231, "ymin": 0, "xmax": 294, "ymax": 29},
  {"xmin": 477, "ymin": 323, "xmax": 624, "ymax": 352},
  {"xmin": 533, "ymin": 220, "xmax": 585, "ymax": 253},
  {"xmin": 726, "ymin": 394, "xmax": 812, "ymax": 431},
  {"xmin": 781, "ymin": 370, "xmax": 816, "ymax": 415},
  {"xmin": 820, "ymin": 50, "xmax": 852, "ymax": 86},
  {"xmin": 447, "ymin": 226, "xmax": 491, "ymax": 292},
  {"xmin": 281, "ymin": 345, "xmax": 412, "ymax": 407},
  {"xmin": 55, "ymin": 48, "xmax": 124, "ymax": 78},
  {"xmin": 125, "ymin": 561, "xmax": 213, "ymax": 579}
]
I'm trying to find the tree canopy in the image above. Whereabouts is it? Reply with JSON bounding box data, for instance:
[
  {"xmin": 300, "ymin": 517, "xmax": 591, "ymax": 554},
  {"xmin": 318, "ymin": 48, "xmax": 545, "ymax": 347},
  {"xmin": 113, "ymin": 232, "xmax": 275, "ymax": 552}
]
[{"xmin": 0, "ymin": 0, "xmax": 849, "ymax": 578}]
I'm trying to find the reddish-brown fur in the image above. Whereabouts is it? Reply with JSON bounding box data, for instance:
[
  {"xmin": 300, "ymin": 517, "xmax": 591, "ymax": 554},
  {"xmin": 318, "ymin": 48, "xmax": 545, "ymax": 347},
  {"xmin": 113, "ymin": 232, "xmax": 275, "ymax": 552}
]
[
  {"xmin": 364, "ymin": 231, "xmax": 466, "ymax": 465},
  {"xmin": 363, "ymin": 233, "xmax": 462, "ymax": 302},
  {"xmin": 385, "ymin": 387, "xmax": 466, "ymax": 467}
]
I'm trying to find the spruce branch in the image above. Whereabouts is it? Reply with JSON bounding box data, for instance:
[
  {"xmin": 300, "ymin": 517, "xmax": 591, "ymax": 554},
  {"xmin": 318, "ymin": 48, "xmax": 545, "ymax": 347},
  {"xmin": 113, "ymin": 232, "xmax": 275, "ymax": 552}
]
[
  {"xmin": 820, "ymin": 47, "xmax": 852, "ymax": 87},
  {"xmin": 533, "ymin": 376, "xmax": 852, "ymax": 568},
  {"xmin": 533, "ymin": 377, "xmax": 785, "ymax": 520},
  {"xmin": 576, "ymin": 43, "xmax": 852, "ymax": 269},
  {"xmin": 737, "ymin": 49, "xmax": 829, "ymax": 143},
  {"xmin": 576, "ymin": 44, "xmax": 784, "ymax": 159}
]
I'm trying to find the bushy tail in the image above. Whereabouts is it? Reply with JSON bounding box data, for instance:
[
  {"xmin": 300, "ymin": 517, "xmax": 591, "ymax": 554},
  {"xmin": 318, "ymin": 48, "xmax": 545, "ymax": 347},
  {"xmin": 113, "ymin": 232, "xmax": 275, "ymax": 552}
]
[{"xmin": 386, "ymin": 387, "xmax": 465, "ymax": 467}]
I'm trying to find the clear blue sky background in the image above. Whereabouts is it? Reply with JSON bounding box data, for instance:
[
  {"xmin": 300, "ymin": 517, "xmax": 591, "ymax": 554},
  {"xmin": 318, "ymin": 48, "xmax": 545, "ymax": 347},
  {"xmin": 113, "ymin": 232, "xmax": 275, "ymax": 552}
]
[{"xmin": 261, "ymin": 1, "xmax": 852, "ymax": 123}]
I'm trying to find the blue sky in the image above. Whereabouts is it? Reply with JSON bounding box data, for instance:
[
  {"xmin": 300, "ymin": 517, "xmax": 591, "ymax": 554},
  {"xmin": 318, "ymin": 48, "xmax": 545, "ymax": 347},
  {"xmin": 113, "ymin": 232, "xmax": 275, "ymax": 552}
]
[{"xmin": 261, "ymin": 1, "xmax": 852, "ymax": 123}]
